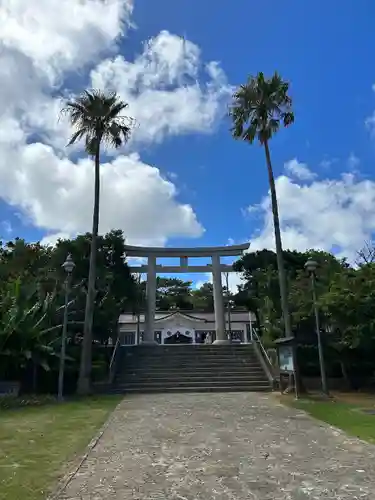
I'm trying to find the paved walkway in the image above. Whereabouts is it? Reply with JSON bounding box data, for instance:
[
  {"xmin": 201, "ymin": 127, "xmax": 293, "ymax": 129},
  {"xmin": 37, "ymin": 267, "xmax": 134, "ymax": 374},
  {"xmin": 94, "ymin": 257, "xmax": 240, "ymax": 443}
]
[{"xmin": 58, "ymin": 393, "xmax": 375, "ymax": 499}]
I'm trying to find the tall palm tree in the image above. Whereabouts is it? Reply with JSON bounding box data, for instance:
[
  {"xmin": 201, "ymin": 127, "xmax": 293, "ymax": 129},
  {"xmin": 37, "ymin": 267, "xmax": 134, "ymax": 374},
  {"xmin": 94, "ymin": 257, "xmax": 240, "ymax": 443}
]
[
  {"xmin": 62, "ymin": 90, "xmax": 133, "ymax": 394},
  {"xmin": 229, "ymin": 72, "xmax": 294, "ymax": 339}
]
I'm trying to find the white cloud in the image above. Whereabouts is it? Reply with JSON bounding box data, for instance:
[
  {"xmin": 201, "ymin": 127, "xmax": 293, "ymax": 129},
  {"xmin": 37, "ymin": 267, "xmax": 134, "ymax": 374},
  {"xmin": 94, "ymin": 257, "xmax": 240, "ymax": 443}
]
[
  {"xmin": 0, "ymin": 0, "xmax": 134, "ymax": 149},
  {"xmin": 195, "ymin": 270, "xmax": 244, "ymax": 294},
  {"xmin": 0, "ymin": 1, "xmax": 231, "ymax": 246},
  {"xmin": 247, "ymin": 162, "xmax": 375, "ymax": 262},
  {"xmin": 223, "ymin": 272, "xmax": 244, "ymax": 293},
  {"xmin": 0, "ymin": 0, "xmax": 133, "ymax": 79},
  {"xmin": 90, "ymin": 30, "xmax": 232, "ymax": 146},
  {"xmin": 0, "ymin": 140, "xmax": 203, "ymax": 246},
  {"xmin": 284, "ymin": 158, "xmax": 316, "ymax": 181},
  {"xmin": 319, "ymin": 158, "xmax": 337, "ymax": 170},
  {"xmin": 347, "ymin": 152, "xmax": 360, "ymax": 170},
  {"xmin": 40, "ymin": 232, "xmax": 72, "ymax": 247}
]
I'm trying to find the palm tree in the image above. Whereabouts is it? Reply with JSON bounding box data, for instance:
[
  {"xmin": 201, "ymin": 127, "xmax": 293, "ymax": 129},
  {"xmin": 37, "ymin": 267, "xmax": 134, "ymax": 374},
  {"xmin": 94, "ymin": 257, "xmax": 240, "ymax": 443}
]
[
  {"xmin": 62, "ymin": 90, "xmax": 133, "ymax": 394},
  {"xmin": 229, "ymin": 72, "xmax": 294, "ymax": 340}
]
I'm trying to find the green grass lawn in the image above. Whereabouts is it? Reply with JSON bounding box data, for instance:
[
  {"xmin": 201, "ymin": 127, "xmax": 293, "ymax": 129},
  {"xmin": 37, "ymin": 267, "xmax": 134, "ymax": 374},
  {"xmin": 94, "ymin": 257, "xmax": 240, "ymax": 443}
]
[
  {"xmin": 285, "ymin": 392, "xmax": 375, "ymax": 444},
  {"xmin": 0, "ymin": 395, "xmax": 122, "ymax": 500}
]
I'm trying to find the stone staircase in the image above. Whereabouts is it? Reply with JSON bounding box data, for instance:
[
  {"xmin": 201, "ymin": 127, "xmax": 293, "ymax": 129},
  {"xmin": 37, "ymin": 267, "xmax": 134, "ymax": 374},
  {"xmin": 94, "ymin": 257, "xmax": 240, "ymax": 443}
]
[{"xmin": 111, "ymin": 344, "xmax": 273, "ymax": 393}]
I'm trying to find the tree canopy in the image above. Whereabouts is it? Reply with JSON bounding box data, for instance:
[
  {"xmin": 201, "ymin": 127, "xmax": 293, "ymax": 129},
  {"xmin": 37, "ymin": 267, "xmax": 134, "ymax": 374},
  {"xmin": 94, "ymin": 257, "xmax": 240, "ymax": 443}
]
[
  {"xmin": 0, "ymin": 230, "xmax": 137, "ymax": 389},
  {"xmin": 3, "ymin": 230, "xmax": 375, "ymax": 392}
]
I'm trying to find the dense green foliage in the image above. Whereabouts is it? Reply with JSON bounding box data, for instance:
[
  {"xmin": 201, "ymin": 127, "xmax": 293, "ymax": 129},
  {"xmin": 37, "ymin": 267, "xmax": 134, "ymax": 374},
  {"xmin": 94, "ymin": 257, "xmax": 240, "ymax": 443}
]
[
  {"xmin": 234, "ymin": 246, "xmax": 375, "ymax": 385},
  {"xmin": 0, "ymin": 230, "xmax": 137, "ymax": 392},
  {"xmin": 2, "ymin": 224, "xmax": 375, "ymax": 392}
]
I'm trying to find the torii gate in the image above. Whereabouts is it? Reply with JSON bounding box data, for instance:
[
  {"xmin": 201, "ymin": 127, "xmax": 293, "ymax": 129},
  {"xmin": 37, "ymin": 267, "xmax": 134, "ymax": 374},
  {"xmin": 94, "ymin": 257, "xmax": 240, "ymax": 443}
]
[{"xmin": 125, "ymin": 243, "xmax": 250, "ymax": 344}]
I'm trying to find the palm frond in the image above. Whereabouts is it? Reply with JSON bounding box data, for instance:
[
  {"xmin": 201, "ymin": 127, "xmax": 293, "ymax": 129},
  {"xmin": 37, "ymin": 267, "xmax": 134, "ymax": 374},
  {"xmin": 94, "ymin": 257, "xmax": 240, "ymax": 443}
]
[
  {"xmin": 229, "ymin": 71, "xmax": 294, "ymax": 144},
  {"xmin": 106, "ymin": 101, "xmax": 129, "ymax": 120},
  {"xmin": 282, "ymin": 111, "xmax": 294, "ymax": 127},
  {"xmin": 62, "ymin": 89, "xmax": 134, "ymax": 154},
  {"xmin": 67, "ymin": 128, "xmax": 86, "ymax": 146}
]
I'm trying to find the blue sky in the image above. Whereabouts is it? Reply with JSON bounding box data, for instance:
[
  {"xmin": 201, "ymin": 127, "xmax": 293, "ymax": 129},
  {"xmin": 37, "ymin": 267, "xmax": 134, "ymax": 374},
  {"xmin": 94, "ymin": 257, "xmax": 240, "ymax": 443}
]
[
  {"xmin": 2, "ymin": 0, "xmax": 375, "ymax": 288},
  {"xmin": 131, "ymin": 0, "xmax": 375, "ymax": 247}
]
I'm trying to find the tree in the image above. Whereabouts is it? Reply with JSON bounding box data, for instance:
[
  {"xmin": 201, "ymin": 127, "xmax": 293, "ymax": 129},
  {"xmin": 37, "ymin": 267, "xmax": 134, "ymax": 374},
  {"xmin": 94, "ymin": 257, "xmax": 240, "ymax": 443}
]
[
  {"xmin": 0, "ymin": 277, "xmax": 63, "ymax": 387},
  {"xmin": 0, "ymin": 238, "xmax": 52, "ymax": 285},
  {"xmin": 62, "ymin": 90, "xmax": 134, "ymax": 394},
  {"xmin": 356, "ymin": 240, "xmax": 375, "ymax": 265},
  {"xmin": 191, "ymin": 283, "xmax": 215, "ymax": 311},
  {"xmin": 230, "ymin": 72, "xmax": 294, "ymax": 339},
  {"xmin": 234, "ymin": 251, "xmax": 285, "ymax": 342},
  {"xmin": 0, "ymin": 231, "xmax": 137, "ymax": 393},
  {"xmin": 288, "ymin": 250, "xmax": 348, "ymax": 339},
  {"xmin": 318, "ymin": 263, "xmax": 375, "ymax": 383},
  {"xmin": 235, "ymin": 248, "xmax": 348, "ymax": 338},
  {"xmin": 156, "ymin": 277, "xmax": 193, "ymax": 310},
  {"xmin": 50, "ymin": 230, "xmax": 137, "ymax": 345}
]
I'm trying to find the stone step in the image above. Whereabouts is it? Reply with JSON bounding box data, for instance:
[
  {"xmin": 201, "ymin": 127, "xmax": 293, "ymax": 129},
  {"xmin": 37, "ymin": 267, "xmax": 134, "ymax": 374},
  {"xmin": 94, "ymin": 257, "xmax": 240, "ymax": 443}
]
[
  {"xmin": 122, "ymin": 358, "xmax": 260, "ymax": 366},
  {"xmin": 116, "ymin": 378, "xmax": 270, "ymax": 388},
  {"xmin": 112, "ymin": 343, "xmax": 271, "ymax": 394},
  {"xmin": 123, "ymin": 346, "xmax": 255, "ymax": 351},
  {"xmin": 121, "ymin": 348, "xmax": 256, "ymax": 356},
  {"xmin": 122, "ymin": 358, "xmax": 260, "ymax": 364},
  {"xmin": 123, "ymin": 351, "xmax": 259, "ymax": 357},
  {"xmin": 125, "ymin": 343, "xmax": 253, "ymax": 352},
  {"xmin": 115, "ymin": 372, "xmax": 267, "ymax": 384},
  {"xmin": 122, "ymin": 363, "xmax": 263, "ymax": 369},
  {"xmin": 121, "ymin": 355, "xmax": 259, "ymax": 362},
  {"xmin": 120, "ymin": 362, "xmax": 260, "ymax": 371},
  {"xmin": 118, "ymin": 364, "xmax": 264, "ymax": 375},
  {"xmin": 108, "ymin": 385, "xmax": 272, "ymax": 394}
]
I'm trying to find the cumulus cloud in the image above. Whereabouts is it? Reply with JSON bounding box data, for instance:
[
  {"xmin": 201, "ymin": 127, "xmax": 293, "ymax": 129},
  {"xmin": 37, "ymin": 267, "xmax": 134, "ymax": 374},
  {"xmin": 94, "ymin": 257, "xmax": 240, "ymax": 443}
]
[
  {"xmin": 0, "ymin": 138, "xmax": 203, "ymax": 246},
  {"xmin": 284, "ymin": 158, "xmax": 316, "ymax": 181},
  {"xmin": 347, "ymin": 152, "xmax": 360, "ymax": 171},
  {"xmin": 0, "ymin": 0, "xmax": 230, "ymax": 246},
  {"xmin": 0, "ymin": 0, "xmax": 133, "ymax": 78},
  {"xmin": 247, "ymin": 161, "xmax": 375, "ymax": 262},
  {"xmin": 90, "ymin": 30, "xmax": 232, "ymax": 146}
]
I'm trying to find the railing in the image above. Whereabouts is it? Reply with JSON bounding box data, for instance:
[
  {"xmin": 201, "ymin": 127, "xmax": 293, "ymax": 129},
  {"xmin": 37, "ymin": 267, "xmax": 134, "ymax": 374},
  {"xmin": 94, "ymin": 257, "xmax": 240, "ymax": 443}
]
[
  {"xmin": 108, "ymin": 335, "xmax": 121, "ymax": 383},
  {"xmin": 250, "ymin": 327, "xmax": 277, "ymax": 385},
  {"xmin": 251, "ymin": 328, "xmax": 273, "ymax": 367}
]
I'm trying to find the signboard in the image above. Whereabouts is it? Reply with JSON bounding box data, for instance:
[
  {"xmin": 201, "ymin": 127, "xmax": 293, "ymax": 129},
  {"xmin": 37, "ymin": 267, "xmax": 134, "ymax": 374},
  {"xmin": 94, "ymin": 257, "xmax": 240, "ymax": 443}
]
[{"xmin": 278, "ymin": 345, "xmax": 294, "ymax": 373}]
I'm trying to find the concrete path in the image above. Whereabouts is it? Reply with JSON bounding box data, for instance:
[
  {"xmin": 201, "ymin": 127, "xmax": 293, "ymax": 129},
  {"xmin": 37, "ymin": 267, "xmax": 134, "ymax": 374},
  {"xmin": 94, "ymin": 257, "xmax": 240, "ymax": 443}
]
[{"xmin": 58, "ymin": 393, "xmax": 375, "ymax": 499}]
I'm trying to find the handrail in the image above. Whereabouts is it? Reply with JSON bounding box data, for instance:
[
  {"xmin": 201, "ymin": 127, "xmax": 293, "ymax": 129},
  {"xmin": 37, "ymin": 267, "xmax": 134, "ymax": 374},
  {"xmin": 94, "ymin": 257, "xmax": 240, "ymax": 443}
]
[
  {"xmin": 251, "ymin": 327, "xmax": 273, "ymax": 369},
  {"xmin": 250, "ymin": 327, "xmax": 277, "ymax": 387},
  {"xmin": 108, "ymin": 335, "xmax": 121, "ymax": 383}
]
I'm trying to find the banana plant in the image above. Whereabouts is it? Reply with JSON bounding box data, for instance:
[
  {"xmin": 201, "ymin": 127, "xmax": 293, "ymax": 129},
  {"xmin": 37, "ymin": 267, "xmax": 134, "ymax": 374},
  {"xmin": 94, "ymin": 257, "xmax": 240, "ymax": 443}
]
[{"xmin": 0, "ymin": 277, "xmax": 65, "ymax": 379}]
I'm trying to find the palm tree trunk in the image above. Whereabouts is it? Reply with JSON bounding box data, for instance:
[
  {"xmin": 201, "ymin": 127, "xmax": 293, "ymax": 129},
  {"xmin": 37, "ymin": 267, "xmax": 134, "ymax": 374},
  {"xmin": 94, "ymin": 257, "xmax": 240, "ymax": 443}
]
[
  {"xmin": 264, "ymin": 140, "xmax": 291, "ymax": 337},
  {"xmin": 77, "ymin": 144, "xmax": 101, "ymax": 395},
  {"xmin": 264, "ymin": 140, "xmax": 303, "ymax": 395}
]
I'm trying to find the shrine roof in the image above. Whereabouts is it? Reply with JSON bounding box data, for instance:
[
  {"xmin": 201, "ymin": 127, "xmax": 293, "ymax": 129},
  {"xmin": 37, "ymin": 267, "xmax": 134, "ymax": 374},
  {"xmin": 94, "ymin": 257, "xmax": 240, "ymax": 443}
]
[{"xmin": 154, "ymin": 310, "xmax": 207, "ymax": 322}]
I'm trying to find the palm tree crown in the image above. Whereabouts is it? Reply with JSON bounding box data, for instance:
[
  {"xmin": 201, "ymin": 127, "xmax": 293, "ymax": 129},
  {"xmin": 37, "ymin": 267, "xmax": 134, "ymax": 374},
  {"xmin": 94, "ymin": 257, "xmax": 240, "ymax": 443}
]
[
  {"xmin": 62, "ymin": 90, "xmax": 134, "ymax": 154},
  {"xmin": 229, "ymin": 72, "xmax": 294, "ymax": 145}
]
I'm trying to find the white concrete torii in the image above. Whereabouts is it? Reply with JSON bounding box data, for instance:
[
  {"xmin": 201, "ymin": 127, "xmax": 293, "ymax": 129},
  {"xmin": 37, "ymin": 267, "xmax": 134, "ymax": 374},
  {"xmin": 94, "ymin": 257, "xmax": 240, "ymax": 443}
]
[{"xmin": 125, "ymin": 243, "xmax": 250, "ymax": 344}]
